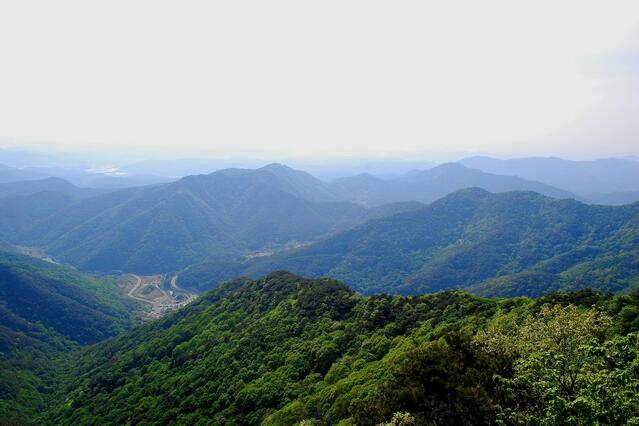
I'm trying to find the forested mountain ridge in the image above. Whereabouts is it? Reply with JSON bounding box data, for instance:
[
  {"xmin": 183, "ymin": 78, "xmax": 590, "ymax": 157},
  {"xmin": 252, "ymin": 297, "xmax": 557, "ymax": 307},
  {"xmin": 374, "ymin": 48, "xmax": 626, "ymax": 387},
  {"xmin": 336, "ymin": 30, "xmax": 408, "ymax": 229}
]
[
  {"xmin": 0, "ymin": 251, "xmax": 140, "ymax": 420},
  {"xmin": 0, "ymin": 161, "xmax": 633, "ymax": 280},
  {"xmin": 180, "ymin": 188, "xmax": 639, "ymax": 296},
  {"xmin": 40, "ymin": 272, "xmax": 639, "ymax": 425},
  {"xmin": 9, "ymin": 165, "xmax": 420, "ymax": 274}
]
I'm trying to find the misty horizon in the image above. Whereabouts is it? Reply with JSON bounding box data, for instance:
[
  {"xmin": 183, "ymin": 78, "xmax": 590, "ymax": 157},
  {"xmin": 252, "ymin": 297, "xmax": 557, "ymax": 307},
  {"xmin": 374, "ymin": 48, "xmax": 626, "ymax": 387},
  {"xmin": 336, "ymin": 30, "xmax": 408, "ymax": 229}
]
[{"xmin": 1, "ymin": 143, "xmax": 638, "ymax": 169}]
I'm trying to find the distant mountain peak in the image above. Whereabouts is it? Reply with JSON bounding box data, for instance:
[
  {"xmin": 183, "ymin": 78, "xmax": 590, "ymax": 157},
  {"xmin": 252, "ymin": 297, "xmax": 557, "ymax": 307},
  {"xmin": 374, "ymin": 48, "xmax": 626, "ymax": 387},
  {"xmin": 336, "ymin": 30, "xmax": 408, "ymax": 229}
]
[
  {"xmin": 431, "ymin": 162, "xmax": 466, "ymax": 171},
  {"xmin": 205, "ymin": 163, "xmax": 298, "ymax": 178},
  {"xmin": 402, "ymin": 162, "xmax": 471, "ymax": 180},
  {"xmin": 38, "ymin": 176, "xmax": 75, "ymax": 185},
  {"xmin": 261, "ymin": 163, "xmax": 294, "ymax": 172}
]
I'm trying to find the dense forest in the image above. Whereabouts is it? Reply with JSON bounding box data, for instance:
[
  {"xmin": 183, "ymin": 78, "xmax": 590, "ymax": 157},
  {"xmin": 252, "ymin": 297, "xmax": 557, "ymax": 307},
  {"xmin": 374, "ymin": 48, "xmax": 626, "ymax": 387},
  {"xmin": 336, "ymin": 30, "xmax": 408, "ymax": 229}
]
[
  {"xmin": 180, "ymin": 189, "xmax": 639, "ymax": 297},
  {"xmin": 0, "ymin": 251, "xmax": 139, "ymax": 419},
  {"xmin": 29, "ymin": 272, "xmax": 639, "ymax": 425}
]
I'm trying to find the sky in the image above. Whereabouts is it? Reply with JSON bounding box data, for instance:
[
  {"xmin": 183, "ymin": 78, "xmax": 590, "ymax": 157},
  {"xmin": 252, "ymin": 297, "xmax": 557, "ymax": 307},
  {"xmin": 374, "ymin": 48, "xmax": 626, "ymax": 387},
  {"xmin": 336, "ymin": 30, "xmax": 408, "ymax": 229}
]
[{"xmin": 0, "ymin": 1, "xmax": 638, "ymax": 161}]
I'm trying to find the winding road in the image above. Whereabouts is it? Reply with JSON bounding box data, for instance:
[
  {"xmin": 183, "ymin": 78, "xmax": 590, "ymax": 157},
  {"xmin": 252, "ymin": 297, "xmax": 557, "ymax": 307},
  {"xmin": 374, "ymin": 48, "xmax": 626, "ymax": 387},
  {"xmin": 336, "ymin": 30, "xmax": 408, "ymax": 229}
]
[
  {"xmin": 125, "ymin": 273, "xmax": 197, "ymax": 318},
  {"xmin": 170, "ymin": 274, "xmax": 198, "ymax": 304},
  {"xmin": 126, "ymin": 274, "xmax": 153, "ymax": 305}
]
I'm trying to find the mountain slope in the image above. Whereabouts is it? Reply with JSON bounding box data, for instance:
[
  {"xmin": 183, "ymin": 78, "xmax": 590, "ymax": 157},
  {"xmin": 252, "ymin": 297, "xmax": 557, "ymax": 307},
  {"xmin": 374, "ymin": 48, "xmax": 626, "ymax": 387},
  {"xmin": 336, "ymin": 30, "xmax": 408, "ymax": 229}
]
[
  {"xmin": 0, "ymin": 251, "xmax": 137, "ymax": 344},
  {"xmin": 0, "ymin": 162, "xmax": 598, "ymax": 278},
  {"xmin": 0, "ymin": 251, "xmax": 139, "ymax": 420},
  {"xmin": 40, "ymin": 272, "xmax": 500, "ymax": 425},
  {"xmin": 0, "ymin": 191, "xmax": 75, "ymax": 239},
  {"xmin": 400, "ymin": 162, "xmax": 576, "ymax": 200},
  {"xmin": 12, "ymin": 165, "xmax": 418, "ymax": 274},
  {"xmin": 40, "ymin": 273, "xmax": 639, "ymax": 425},
  {"xmin": 0, "ymin": 178, "xmax": 110, "ymax": 240},
  {"xmin": 184, "ymin": 189, "xmax": 639, "ymax": 296}
]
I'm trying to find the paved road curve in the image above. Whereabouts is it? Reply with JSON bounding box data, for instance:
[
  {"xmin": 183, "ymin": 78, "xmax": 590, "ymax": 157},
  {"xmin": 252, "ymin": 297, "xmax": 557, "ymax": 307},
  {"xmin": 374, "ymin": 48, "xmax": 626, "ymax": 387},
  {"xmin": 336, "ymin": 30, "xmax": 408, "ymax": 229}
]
[{"xmin": 126, "ymin": 274, "xmax": 153, "ymax": 305}]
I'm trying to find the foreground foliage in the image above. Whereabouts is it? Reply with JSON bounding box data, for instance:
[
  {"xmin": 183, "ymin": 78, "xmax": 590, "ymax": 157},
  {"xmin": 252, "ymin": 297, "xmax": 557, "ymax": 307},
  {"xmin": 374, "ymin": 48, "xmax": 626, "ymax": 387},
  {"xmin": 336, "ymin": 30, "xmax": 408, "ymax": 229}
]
[{"xmin": 38, "ymin": 272, "xmax": 639, "ymax": 425}]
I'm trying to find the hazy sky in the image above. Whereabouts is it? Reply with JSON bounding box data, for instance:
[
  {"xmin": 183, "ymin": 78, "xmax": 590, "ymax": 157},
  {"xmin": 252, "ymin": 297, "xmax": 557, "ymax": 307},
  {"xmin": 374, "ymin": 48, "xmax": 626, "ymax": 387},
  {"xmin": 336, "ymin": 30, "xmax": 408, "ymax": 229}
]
[{"xmin": 1, "ymin": 1, "xmax": 638, "ymax": 160}]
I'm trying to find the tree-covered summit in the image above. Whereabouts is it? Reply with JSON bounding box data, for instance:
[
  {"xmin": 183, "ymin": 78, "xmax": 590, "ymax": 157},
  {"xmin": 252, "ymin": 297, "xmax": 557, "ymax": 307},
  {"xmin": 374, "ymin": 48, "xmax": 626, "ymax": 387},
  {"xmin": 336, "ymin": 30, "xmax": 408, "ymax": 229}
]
[{"xmin": 40, "ymin": 272, "xmax": 639, "ymax": 425}]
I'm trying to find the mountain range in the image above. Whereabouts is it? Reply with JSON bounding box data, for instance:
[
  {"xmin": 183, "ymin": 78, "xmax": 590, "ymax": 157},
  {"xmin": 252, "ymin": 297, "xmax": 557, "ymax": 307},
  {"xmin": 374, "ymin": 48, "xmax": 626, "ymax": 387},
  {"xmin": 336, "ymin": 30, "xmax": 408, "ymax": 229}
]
[
  {"xmin": 459, "ymin": 156, "xmax": 639, "ymax": 197},
  {"xmin": 179, "ymin": 188, "xmax": 639, "ymax": 297},
  {"xmin": 329, "ymin": 162, "xmax": 576, "ymax": 206},
  {"xmin": 0, "ymin": 160, "xmax": 637, "ymax": 279},
  {"xmin": 4, "ymin": 164, "xmax": 420, "ymax": 273},
  {"xmin": 3, "ymin": 151, "xmax": 639, "ymax": 199}
]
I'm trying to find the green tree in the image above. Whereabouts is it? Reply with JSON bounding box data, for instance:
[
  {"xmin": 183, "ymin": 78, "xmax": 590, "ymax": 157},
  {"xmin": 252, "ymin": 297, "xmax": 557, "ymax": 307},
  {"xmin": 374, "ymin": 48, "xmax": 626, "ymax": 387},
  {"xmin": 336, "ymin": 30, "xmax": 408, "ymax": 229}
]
[
  {"xmin": 476, "ymin": 304, "xmax": 615, "ymax": 424},
  {"xmin": 378, "ymin": 412, "xmax": 416, "ymax": 426}
]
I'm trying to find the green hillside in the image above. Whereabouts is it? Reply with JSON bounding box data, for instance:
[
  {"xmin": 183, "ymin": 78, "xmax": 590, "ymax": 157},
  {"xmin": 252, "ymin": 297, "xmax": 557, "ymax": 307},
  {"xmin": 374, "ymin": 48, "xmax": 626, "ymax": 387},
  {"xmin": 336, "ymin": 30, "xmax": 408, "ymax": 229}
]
[
  {"xmin": 0, "ymin": 251, "xmax": 140, "ymax": 421},
  {"xmin": 0, "ymin": 178, "xmax": 108, "ymax": 240},
  {"xmin": 40, "ymin": 272, "xmax": 639, "ymax": 425},
  {"xmin": 10, "ymin": 165, "xmax": 418, "ymax": 274},
  {"xmin": 180, "ymin": 189, "xmax": 639, "ymax": 296}
]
